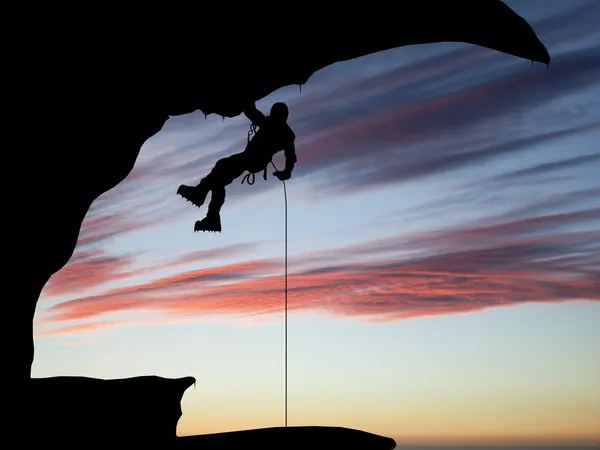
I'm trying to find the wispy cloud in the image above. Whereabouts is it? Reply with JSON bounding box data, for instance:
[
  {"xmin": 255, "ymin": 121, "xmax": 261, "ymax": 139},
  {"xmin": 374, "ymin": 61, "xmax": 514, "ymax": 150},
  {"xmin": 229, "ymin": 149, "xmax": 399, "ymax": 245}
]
[
  {"xmin": 171, "ymin": 242, "xmax": 263, "ymax": 265},
  {"xmin": 76, "ymin": 213, "xmax": 144, "ymax": 248},
  {"xmin": 42, "ymin": 242, "xmax": 265, "ymax": 299},
  {"xmin": 292, "ymin": 45, "xmax": 600, "ymax": 196},
  {"xmin": 42, "ymin": 249, "xmax": 136, "ymax": 297},
  {"xmin": 463, "ymin": 153, "xmax": 600, "ymax": 189},
  {"xmin": 41, "ymin": 196, "xmax": 599, "ymax": 333},
  {"xmin": 39, "ymin": 320, "xmax": 120, "ymax": 337},
  {"xmin": 43, "ymin": 258, "xmax": 280, "ymax": 321}
]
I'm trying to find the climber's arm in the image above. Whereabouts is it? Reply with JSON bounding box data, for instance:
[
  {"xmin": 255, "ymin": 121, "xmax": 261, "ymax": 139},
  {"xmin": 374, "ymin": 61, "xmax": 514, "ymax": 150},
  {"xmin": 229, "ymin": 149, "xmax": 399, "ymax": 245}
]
[
  {"xmin": 273, "ymin": 141, "xmax": 296, "ymax": 181},
  {"xmin": 283, "ymin": 142, "xmax": 297, "ymax": 175},
  {"xmin": 243, "ymin": 103, "xmax": 266, "ymax": 126}
]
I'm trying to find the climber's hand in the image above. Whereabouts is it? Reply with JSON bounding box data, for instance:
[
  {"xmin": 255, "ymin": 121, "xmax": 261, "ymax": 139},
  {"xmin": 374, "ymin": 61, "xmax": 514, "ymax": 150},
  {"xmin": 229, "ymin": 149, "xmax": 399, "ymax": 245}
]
[{"xmin": 273, "ymin": 170, "xmax": 291, "ymax": 181}]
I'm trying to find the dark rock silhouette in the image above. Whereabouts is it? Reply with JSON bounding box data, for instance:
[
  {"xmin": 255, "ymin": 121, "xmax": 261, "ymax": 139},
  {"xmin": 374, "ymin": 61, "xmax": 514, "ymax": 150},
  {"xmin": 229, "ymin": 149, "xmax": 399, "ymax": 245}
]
[
  {"xmin": 176, "ymin": 426, "xmax": 398, "ymax": 449},
  {"xmin": 27, "ymin": 375, "xmax": 396, "ymax": 448},
  {"xmin": 29, "ymin": 376, "xmax": 195, "ymax": 447},
  {"xmin": 7, "ymin": 0, "xmax": 549, "ymax": 446}
]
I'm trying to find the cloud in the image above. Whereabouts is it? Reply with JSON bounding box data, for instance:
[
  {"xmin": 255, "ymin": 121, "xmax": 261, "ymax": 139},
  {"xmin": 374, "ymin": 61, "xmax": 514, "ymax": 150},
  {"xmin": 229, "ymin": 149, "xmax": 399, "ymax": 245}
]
[
  {"xmin": 38, "ymin": 320, "xmax": 119, "ymax": 337},
  {"xmin": 171, "ymin": 242, "xmax": 262, "ymax": 265},
  {"xmin": 318, "ymin": 122, "xmax": 599, "ymax": 197},
  {"xmin": 519, "ymin": 0, "xmax": 600, "ymax": 45},
  {"xmin": 391, "ymin": 185, "xmax": 600, "ymax": 228},
  {"xmin": 491, "ymin": 153, "xmax": 600, "ymax": 181},
  {"xmin": 42, "ymin": 249, "xmax": 135, "ymax": 298},
  {"xmin": 462, "ymin": 153, "xmax": 600, "ymax": 189},
  {"xmin": 39, "ymin": 182, "xmax": 159, "ymax": 299},
  {"xmin": 42, "ymin": 199, "xmax": 599, "ymax": 331},
  {"xmin": 42, "ymin": 242, "xmax": 264, "ymax": 299},
  {"xmin": 61, "ymin": 340, "xmax": 96, "ymax": 346},
  {"xmin": 298, "ymin": 203, "xmax": 600, "ymax": 266},
  {"xmin": 36, "ymin": 308, "xmax": 275, "ymax": 340},
  {"xmin": 291, "ymin": 44, "xmax": 600, "ymax": 196},
  {"xmin": 76, "ymin": 213, "xmax": 144, "ymax": 248},
  {"xmin": 43, "ymin": 258, "xmax": 280, "ymax": 322}
]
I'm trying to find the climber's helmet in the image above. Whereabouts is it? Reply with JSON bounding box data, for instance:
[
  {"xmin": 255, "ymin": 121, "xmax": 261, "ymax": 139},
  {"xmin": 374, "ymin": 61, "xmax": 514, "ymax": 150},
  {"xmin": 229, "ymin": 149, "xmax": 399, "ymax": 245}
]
[{"xmin": 270, "ymin": 102, "xmax": 289, "ymax": 122}]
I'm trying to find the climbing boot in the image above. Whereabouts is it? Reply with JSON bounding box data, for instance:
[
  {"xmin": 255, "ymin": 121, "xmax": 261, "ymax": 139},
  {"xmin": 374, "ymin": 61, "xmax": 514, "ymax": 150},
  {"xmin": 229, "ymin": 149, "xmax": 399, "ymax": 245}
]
[
  {"xmin": 194, "ymin": 214, "xmax": 222, "ymax": 233},
  {"xmin": 177, "ymin": 184, "xmax": 209, "ymax": 208}
]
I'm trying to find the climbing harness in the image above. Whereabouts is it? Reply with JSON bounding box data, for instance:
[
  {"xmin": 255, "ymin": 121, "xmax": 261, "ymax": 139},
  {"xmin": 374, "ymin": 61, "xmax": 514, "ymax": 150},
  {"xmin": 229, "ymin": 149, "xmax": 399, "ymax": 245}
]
[
  {"xmin": 241, "ymin": 121, "xmax": 289, "ymax": 427},
  {"xmin": 240, "ymin": 123, "xmax": 268, "ymax": 185}
]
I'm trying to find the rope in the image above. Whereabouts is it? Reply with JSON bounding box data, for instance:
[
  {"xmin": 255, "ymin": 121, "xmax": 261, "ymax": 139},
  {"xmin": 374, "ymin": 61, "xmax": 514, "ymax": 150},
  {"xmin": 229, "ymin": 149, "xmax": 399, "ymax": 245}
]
[
  {"xmin": 248, "ymin": 122, "xmax": 258, "ymax": 141},
  {"xmin": 270, "ymin": 159, "xmax": 288, "ymax": 428},
  {"xmin": 241, "ymin": 172, "xmax": 256, "ymax": 185},
  {"xmin": 245, "ymin": 122, "xmax": 289, "ymax": 426},
  {"xmin": 241, "ymin": 123, "xmax": 260, "ymax": 185}
]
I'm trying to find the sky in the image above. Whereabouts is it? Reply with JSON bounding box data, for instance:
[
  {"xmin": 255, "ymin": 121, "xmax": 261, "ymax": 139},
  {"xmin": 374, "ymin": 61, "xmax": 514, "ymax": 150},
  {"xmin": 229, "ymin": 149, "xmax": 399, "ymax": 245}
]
[{"xmin": 32, "ymin": 0, "xmax": 600, "ymax": 446}]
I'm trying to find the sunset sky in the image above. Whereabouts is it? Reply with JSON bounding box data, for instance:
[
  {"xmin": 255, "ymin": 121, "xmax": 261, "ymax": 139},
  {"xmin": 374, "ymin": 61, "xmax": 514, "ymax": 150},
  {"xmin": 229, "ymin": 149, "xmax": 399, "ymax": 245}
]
[{"xmin": 32, "ymin": 0, "xmax": 599, "ymax": 446}]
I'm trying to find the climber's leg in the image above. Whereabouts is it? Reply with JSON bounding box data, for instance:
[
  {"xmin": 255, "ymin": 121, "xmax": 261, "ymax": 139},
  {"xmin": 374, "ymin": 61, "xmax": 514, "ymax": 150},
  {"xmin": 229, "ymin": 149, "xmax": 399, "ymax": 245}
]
[
  {"xmin": 202, "ymin": 153, "xmax": 247, "ymax": 186},
  {"xmin": 177, "ymin": 183, "xmax": 209, "ymax": 208},
  {"xmin": 194, "ymin": 186, "xmax": 225, "ymax": 233},
  {"xmin": 206, "ymin": 186, "xmax": 226, "ymax": 218},
  {"xmin": 178, "ymin": 153, "xmax": 246, "ymax": 209},
  {"xmin": 192, "ymin": 153, "xmax": 247, "ymax": 233}
]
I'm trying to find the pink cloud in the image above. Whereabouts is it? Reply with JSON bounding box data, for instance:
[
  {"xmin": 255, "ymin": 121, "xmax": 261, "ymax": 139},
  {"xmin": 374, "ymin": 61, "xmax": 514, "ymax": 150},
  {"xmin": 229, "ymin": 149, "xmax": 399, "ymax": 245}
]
[
  {"xmin": 42, "ymin": 207, "xmax": 600, "ymax": 330},
  {"xmin": 42, "ymin": 249, "xmax": 135, "ymax": 297},
  {"xmin": 77, "ymin": 213, "xmax": 143, "ymax": 247},
  {"xmin": 43, "ymin": 258, "xmax": 280, "ymax": 321},
  {"xmin": 38, "ymin": 320, "xmax": 119, "ymax": 336},
  {"xmin": 43, "ymin": 242, "xmax": 264, "ymax": 299}
]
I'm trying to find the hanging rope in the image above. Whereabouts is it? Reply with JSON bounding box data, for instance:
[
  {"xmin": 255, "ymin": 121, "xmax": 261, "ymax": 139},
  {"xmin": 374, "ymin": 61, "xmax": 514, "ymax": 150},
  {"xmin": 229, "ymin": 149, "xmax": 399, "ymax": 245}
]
[
  {"xmin": 243, "ymin": 122, "xmax": 289, "ymax": 426},
  {"xmin": 270, "ymin": 158, "xmax": 288, "ymax": 428}
]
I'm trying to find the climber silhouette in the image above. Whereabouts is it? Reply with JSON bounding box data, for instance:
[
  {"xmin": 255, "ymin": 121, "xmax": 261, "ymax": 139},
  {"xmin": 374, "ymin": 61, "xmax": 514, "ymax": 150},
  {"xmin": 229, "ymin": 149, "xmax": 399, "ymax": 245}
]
[{"xmin": 177, "ymin": 101, "xmax": 297, "ymax": 233}]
